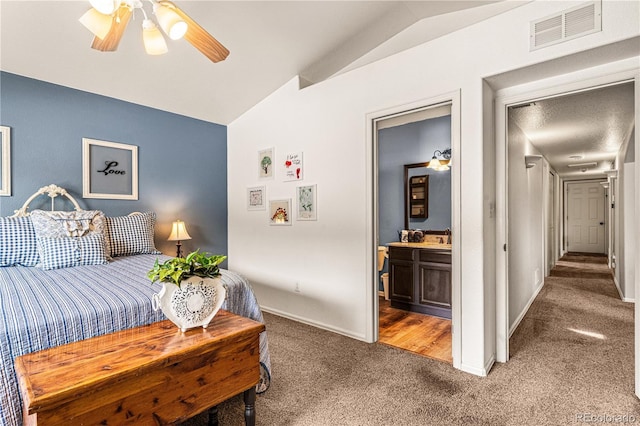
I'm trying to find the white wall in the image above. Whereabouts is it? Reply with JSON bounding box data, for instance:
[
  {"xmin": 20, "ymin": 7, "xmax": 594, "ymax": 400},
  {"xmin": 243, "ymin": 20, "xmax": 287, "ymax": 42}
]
[
  {"xmin": 228, "ymin": 0, "xmax": 640, "ymax": 375},
  {"xmin": 623, "ymin": 160, "xmax": 636, "ymax": 301},
  {"xmin": 508, "ymin": 122, "xmax": 545, "ymax": 332}
]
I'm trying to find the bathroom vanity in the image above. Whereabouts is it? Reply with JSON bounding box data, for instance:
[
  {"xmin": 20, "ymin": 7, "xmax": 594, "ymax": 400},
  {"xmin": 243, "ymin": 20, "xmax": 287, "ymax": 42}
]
[{"xmin": 387, "ymin": 242, "xmax": 451, "ymax": 319}]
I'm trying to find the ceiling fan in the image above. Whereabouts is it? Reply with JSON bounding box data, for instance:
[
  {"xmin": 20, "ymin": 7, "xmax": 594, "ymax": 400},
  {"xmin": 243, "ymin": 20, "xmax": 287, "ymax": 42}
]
[{"xmin": 79, "ymin": 0, "xmax": 229, "ymax": 63}]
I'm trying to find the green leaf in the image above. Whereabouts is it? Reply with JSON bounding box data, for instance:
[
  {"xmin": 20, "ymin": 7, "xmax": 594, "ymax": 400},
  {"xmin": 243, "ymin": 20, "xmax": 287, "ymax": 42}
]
[{"xmin": 147, "ymin": 250, "xmax": 227, "ymax": 286}]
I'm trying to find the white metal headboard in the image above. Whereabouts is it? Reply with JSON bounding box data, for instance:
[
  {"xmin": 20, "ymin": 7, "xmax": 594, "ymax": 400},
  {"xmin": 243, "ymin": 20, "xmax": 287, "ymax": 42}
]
[{"xmin": 11, "ymin": 184, "xmax": 83, "ymax": 217}]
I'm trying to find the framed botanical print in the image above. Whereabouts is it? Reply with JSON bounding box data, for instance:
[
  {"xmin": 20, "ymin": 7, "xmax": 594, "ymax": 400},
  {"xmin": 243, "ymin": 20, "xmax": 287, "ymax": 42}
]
[
  {"xmin": 82, "ymin": 138, "xmax": 138, "ymax": 200},
  {"xmin": 258, "ymin": 147, "xmax": 274, "ymax": 179},
  {"xmin": 296, "ymin": 184, "xmax": 317, "ymax": 220}
]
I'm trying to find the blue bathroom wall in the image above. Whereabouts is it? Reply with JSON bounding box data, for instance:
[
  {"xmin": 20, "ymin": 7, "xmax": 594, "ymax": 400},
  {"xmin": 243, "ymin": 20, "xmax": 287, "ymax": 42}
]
[
  {"xmin": 378, "ymin": 115, "xmax": 451, "ymax": 249},
  {"xmin": 0, "ymin": 72, "xmax": 228, "ymax": 260}
]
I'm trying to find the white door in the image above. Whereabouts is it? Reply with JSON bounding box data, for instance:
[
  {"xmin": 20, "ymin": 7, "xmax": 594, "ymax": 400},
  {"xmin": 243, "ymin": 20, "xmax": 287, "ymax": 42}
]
[{"xmin": 567, "ymin": 181, "xmax": 606, "ymax": 253}]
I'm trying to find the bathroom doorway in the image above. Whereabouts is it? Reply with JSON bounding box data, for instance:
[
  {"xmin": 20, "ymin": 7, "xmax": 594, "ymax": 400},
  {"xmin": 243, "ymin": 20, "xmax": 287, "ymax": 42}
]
[{"xmin": 374, "ymin": 103, "xmax": 453, "ymax": 364}]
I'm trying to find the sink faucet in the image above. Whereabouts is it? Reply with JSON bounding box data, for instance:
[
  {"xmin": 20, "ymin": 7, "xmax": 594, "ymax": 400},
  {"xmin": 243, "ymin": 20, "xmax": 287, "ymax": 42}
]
[{"xmin": 445, "ymin": 228, "xmax": 451, "ymax": 244}]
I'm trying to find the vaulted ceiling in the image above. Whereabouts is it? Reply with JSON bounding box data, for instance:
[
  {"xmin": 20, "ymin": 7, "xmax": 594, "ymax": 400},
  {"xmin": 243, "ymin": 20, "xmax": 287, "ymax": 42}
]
[
  {"xmin": 0, "ymin": 1, "xmax": 525, "ymax": 125},
  {"xmin": 2, "ymin": 1, "xmax": 634, "ymax": 173}
]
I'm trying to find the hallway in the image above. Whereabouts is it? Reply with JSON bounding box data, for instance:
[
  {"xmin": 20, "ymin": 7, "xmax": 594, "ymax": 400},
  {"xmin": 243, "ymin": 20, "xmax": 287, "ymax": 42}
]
[{"xmin": 507, "ymin": 252, "xmax": 637, "ymax": 415}]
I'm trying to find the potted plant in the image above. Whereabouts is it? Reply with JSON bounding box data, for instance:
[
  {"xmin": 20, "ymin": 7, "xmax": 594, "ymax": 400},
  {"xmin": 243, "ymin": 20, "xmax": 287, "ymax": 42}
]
[{"xmin": 147, "ymin": 250, "xmax": 227, "ymax": 332}]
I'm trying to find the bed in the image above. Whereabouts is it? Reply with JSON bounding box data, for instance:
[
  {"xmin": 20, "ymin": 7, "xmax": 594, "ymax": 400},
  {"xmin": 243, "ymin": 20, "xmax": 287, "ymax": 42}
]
[{"xmin": 0, "ymin": 185, "xmax": 271, "ymax": 426}]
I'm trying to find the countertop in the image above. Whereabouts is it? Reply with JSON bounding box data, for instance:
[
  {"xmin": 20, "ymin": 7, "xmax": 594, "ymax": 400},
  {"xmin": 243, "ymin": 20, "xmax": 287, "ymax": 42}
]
[{"xmin": 387, "ymin": 242, "xmax": 452, "ymax": 250}]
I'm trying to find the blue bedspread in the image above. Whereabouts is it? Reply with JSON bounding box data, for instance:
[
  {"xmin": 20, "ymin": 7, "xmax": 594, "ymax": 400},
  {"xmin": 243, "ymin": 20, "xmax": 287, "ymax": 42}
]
[{"xmin": 0, "ymin": 255, "xmax": 271, "ymax": 426}]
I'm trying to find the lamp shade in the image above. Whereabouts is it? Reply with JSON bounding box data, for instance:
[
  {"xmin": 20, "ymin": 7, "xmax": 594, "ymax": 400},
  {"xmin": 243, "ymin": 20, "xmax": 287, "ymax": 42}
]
[
  {"xmin": 168, "ymin": 220, "xmax": 192, "ymax": 241},
  {"xmin": 427, "ymin": 156, "xmax": 442, "ymax": 170},
  {"xmin": 79, "ymin": 8, "xmax": 113, "ymax": 40},
  {"xmin": 154, "ymin": 3, "xmax": 188, "ymax": 40},
  {"xmin": 142, "ymin": 19, "xmax": 168, "ymax": 55},
  {"xmin": 89, "ymin": 0, "xmax": 121, "ymax": 15}
]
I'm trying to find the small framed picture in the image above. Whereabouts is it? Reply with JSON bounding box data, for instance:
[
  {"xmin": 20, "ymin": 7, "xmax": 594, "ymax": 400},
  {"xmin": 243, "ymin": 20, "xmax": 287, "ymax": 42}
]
[
  {"xmin": 282, "ymin": 152, "xmax": 303, "ymax": 181},
  {"xmin": 82, "ymin": 138, "xmax": 138, "ymax": 200},
  {"xmin": 0, "ymin": 126, "xmax": 11, "ymax": 196},
  {"xmin": 247, "ymin": 186, "xmax": 266, "ymax": 210},
  {"xmin": 269, "ymin": 199, "xmax": 292, "ymax": 226},
  {"xmin": 296, "ymin": 184, "xmax": 317, "ymax": 221},
  {"xmin": 258, "ymin": 147, "xmax": 274, "ymax": 179}
]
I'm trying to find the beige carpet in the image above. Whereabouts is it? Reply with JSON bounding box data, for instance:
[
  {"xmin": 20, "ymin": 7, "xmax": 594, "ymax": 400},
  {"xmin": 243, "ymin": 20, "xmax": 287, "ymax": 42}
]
[{"xmin": 191, "ymin": 253, "xmax": 638, "ymax": 425}]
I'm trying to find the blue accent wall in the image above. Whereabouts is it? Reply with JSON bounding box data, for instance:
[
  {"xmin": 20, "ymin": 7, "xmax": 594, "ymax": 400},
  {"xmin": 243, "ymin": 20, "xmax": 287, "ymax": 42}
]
[
  {"xmin": 0, "ymin": 72, "xmax": 228, "ymax": 259},
  {"xmin": 378, "ymin": 116, "xmax": 451, "ymax": 248}
]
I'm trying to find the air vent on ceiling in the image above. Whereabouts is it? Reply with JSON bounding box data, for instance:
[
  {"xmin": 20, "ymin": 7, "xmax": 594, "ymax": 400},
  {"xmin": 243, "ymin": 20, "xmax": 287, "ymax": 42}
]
[{"xmin": 530, "ymin": 0, "xmax": 601, "ymax": 51}]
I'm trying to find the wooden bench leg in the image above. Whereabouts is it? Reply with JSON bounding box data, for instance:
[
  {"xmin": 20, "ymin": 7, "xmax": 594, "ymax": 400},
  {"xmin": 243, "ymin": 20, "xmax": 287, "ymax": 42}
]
[
  {"xmin": 207, "ymin": 406, "xmax": 219, "ymax": 426},
  {"xmin": 244, "ymin": 387, "xmax": 256, "ymax": 426}
]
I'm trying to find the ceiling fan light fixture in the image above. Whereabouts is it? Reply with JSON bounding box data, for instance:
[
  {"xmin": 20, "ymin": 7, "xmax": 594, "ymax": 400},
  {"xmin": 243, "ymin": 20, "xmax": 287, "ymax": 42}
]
[
  {"xmin": 79, "ymin": 8, "xmax": 113, "ymax": 40},
  {"xmin": 154, "ymin": 3, "xmax": 188, "ymax": 40},
  {"xmin": 89, "ymin": 0, "xmax": 121, "ymax": 16},
  {"xmin": 142, "ymin": 19, "xmax": 168, "ymax": 55}
]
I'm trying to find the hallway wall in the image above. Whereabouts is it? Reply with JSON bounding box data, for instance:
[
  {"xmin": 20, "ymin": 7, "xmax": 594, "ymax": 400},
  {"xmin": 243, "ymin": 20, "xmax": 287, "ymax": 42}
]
[
  {"xmin": 621, "ymin": 131, "xmax": 636, "ymax": 301},
  {"xmin": 508, "ymin": 120, "xmax": 545, "ymax": 332}
]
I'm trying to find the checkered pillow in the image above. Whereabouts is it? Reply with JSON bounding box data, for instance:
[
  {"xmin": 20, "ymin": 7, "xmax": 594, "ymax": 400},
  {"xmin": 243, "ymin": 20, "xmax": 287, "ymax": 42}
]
[
  {"xmin": 0, "ymin": 217, "xmax": 40, "ymax": 267},
  {"xmin": 105, "ymin": 212, "xmax": 161, "ymax": 257},
  {"xmin": 37, "ymin": 233, "xmax": 108, "ymax": 270}
]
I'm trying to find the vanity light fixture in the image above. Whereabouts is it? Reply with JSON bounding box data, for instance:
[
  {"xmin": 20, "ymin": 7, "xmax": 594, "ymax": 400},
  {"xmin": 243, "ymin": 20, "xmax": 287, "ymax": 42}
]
[
  {"xmin": 168, "ymin": 220, "xmax": 192, "ymax": 258},
  {"xmin": 427, "ymin": 148, "xmax": 452, "ymax": 171}
]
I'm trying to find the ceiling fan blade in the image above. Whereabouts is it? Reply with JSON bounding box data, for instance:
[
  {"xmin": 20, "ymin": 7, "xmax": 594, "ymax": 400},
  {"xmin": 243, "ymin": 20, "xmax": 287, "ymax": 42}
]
[
  {"xmin": 91, "ymin": 5, "xmax": 132, "ymax": 52},
  {"xmin": 158, "ymin": 1, "xmax": 229, "ymax": 63}
]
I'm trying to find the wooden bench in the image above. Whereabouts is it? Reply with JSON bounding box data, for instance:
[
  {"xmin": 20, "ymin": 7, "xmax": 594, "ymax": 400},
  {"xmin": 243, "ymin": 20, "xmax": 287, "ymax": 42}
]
[{"xmin": 15, "ymin": 310, "xmax": 265, "ymax": 425}]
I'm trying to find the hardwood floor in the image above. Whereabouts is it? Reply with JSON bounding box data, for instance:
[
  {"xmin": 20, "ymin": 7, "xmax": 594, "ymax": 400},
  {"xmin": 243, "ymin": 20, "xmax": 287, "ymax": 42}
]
[{"xmin": 378, "ymin": 297, "xmax": 452, "ymax": 364}]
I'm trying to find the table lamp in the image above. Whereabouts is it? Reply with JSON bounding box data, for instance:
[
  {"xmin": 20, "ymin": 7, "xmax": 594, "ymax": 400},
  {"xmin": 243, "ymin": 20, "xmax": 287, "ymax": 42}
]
[{"xmin": 168, "ymin": 220, "xmax": 192, "ymax": 258}]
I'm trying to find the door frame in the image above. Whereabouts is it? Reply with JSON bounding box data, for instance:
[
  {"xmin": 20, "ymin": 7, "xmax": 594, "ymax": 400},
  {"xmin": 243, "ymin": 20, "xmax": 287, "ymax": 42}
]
[
  {"xmin": 366, "ymin": 90, "xmax": 461, "ymax": 370},
  {"xmin": 545, "ymin": 170, "xmax": 558, "ymax": 276},
  {"xmin": 495, "ymin": 68, "xmax": 639, "ymax": 364}
]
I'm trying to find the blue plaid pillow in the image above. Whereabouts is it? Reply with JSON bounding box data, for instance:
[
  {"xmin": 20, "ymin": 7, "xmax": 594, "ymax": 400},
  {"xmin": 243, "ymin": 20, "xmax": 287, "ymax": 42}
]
[
  {"xmin": 106, "ymin": 212, "xmax": 161, "ymax": 257},
  {"xmin": 0, "ymin": 217, "xmax": 39, "ymax": 267},
  {"xmin": 37, "ymin": 234, "xmax": 109, "ymax": 270}
]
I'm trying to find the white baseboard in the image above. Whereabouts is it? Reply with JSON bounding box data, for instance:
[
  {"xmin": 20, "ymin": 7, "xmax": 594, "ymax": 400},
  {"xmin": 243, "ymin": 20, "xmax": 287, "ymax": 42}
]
[
  {"xmin": 614, "ymin": 275, "xmax": 624, "ymax": 300},
  {"xmin": 484, "ymin": 356, "xmax": 496, "ymax": 375},
  {"xmin": 509, "ymin": 279, "xmax": 544, "ymax": 337},
  {"xmin": 378, "ymin": 290, "xmax": 385, "ymax": 297},
  {"xmin": 613, "ymin": 276, "xmax": 636, "ymax": 303},
  {"xmin": 460, "ymin": 356, "xmax": 494, "ymax": 377},
  {"xmin": 260, "ymin": 306, "xmax": 367, "ymax": 341}
]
